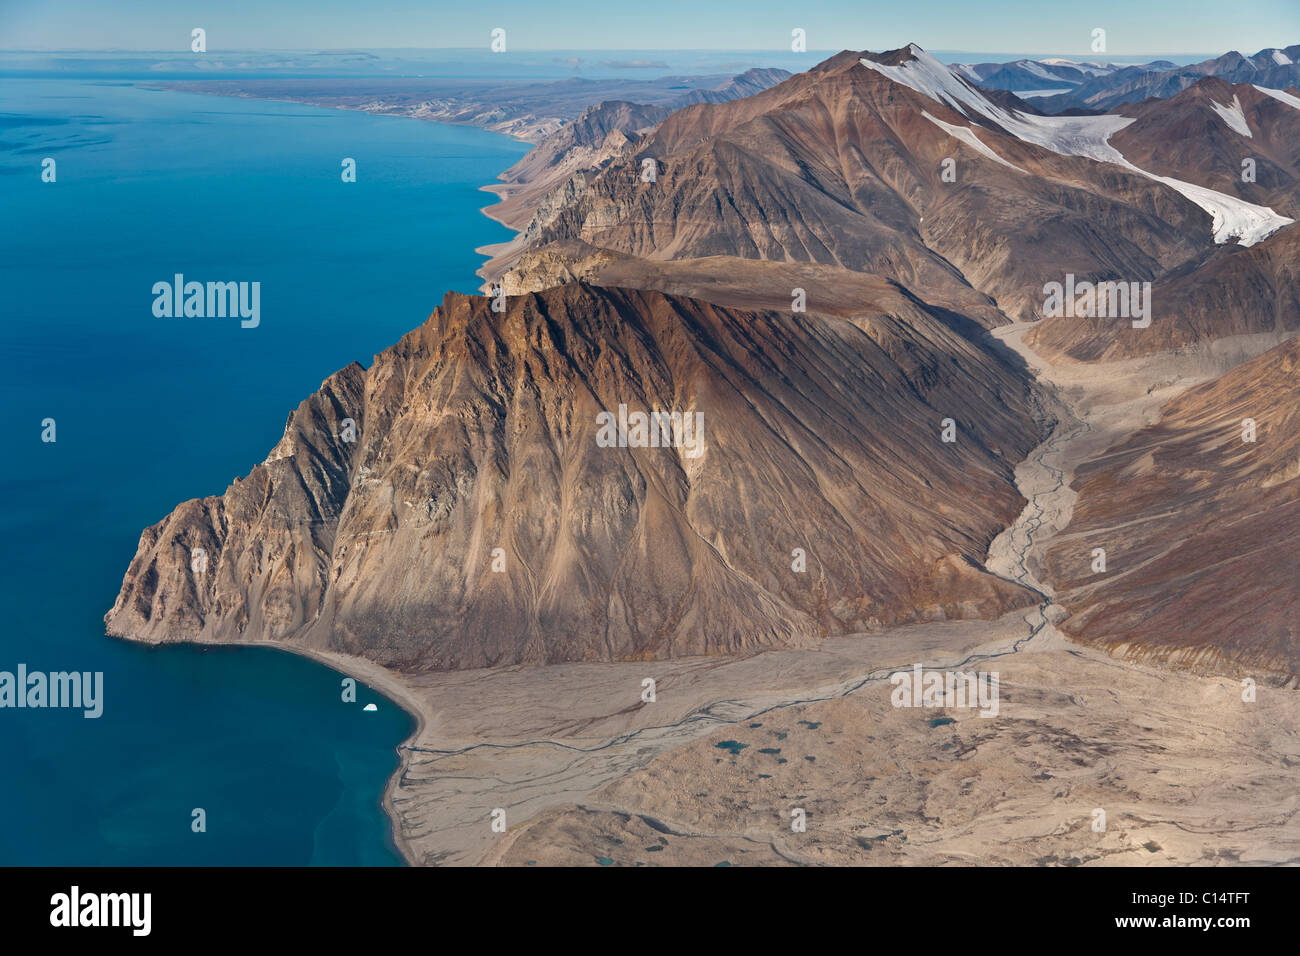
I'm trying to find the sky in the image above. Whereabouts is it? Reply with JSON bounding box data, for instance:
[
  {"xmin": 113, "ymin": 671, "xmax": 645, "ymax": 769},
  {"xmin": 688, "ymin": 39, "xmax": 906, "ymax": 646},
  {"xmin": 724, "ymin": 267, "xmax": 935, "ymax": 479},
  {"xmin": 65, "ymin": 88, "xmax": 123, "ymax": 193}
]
[{"xmin": 1, "ymin": 0, "xmax": 1297, "ymax": 54}]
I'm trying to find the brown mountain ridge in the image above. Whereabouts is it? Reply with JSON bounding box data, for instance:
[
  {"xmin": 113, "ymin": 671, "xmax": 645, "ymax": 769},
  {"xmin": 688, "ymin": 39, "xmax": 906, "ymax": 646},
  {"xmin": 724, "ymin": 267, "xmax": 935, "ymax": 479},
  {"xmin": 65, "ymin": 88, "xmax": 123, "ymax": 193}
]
[{"xmin": 106, "ymin": 284, "xmax": 1043, "ymax": 670}]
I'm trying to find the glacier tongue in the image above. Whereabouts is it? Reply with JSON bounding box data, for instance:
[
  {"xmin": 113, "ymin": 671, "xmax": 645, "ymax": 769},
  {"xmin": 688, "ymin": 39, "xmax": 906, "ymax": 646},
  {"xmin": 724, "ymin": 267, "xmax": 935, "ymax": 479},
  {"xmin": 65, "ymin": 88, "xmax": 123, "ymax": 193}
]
[{"xmin": 1254, "ymin": 84, "xmax": 1300, "ymax": 111}]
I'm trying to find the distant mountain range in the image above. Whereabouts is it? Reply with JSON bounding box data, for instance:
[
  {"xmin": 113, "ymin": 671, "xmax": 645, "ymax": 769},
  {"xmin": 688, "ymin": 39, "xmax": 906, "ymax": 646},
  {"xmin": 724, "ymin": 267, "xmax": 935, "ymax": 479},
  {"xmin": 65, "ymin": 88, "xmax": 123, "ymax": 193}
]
[
  {"xmin": 952, "ymin": 56, "xmax": 1174, "ymax": 94},
  {"xmin": 954, "ymin": 44, "xmax": 1300, "ymax": 112},
  {"xmin": 157, "ymin": 67, "xmax": 791, "ymax": 142}
]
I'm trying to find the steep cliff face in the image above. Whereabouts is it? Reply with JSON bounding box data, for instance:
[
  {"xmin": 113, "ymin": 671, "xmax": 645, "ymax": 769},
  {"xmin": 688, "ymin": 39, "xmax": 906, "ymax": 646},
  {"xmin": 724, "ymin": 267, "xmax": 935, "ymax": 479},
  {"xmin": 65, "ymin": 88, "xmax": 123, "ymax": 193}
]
[
  {"xmin": 106, "ymin": 284, "xmax": 1042, "ymax": 671},
  {"xmin": 1043, "ymin": 337, "xmax": 1300, "ymax": 679},
  {"xmin": 107, "ymin": 363, "xmax": 367, "ymax": 645}
]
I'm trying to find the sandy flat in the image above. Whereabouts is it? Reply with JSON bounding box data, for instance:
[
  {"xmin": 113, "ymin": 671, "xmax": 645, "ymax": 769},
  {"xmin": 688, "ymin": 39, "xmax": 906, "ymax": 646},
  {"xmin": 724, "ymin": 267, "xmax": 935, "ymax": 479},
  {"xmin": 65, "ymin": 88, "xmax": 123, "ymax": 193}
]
[{"xmin": 489, "ymin": 639, "xmax": 1300, "ymax": 866}]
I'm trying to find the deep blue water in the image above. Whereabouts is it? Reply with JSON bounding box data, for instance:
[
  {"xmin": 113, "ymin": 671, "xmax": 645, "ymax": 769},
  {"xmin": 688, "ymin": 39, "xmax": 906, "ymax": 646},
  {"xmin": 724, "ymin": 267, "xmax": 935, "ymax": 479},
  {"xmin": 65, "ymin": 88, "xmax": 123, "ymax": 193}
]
[{"xmin": 0, "ymin": 79, "xmax": 528, "ymax": 864}]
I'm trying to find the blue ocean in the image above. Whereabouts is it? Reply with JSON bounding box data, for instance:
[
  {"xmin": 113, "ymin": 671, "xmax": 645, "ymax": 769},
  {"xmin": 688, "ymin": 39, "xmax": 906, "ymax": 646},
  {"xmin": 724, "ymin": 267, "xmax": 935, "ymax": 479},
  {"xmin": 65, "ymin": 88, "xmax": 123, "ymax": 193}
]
[{"xmin": 0, "ymin": 79, "xmax": 527, "ymax": 864}]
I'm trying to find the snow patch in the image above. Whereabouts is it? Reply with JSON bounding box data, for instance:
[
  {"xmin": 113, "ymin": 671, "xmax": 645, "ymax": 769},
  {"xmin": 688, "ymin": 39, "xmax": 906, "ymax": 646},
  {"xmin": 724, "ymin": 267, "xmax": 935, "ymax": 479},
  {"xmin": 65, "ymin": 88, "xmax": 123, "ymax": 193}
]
[
  {"xmin": 1271, "ymin": 49, "xmax": 1294, "ymax": 66},
  {"xmin": 922, "ymin": 110, "xmax": 1026, "ymax": 172},
  {"xmin": 861, "ymin": 46, "xmax": 1135, "ymax": 158},
  {"xmin": 1211, "ymin": 94, "xmax": 1252, "ymax": 138}
]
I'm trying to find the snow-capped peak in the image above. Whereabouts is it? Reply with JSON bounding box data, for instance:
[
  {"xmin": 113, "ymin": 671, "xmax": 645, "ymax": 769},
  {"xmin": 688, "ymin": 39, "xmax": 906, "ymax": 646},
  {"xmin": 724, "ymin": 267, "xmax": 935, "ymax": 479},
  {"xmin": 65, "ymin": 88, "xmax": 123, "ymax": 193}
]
[{"xmin": 860, "ymin": 45, "xmax": 1011, "ymax": 125}]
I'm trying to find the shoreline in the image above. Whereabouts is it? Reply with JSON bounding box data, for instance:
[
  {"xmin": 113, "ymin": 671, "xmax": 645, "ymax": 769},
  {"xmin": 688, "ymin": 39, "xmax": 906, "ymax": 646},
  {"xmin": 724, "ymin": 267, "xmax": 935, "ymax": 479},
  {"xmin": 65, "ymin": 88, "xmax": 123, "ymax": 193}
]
[
  {"xmin": 474, "ymin": 183, "xmax": 527, "ymax": 290},
  {"xmin": 110, "ymin": 83, "xmax": 534, "ymax": 865},
  {"xmin": 255, "ymin": 643, "xmax": 434, "ymax": 868},
  {"xmin": 138, "ymin": 81, "xmax": 548, "ymax": 145}
]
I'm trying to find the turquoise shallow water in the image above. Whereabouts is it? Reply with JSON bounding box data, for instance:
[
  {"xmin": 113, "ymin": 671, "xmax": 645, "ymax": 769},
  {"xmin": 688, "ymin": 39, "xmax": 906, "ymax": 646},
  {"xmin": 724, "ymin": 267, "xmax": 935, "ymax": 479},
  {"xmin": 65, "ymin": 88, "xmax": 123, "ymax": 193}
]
[{"xmin": 0, "ymin": 79, "xmax": 528, "ymax": 864}]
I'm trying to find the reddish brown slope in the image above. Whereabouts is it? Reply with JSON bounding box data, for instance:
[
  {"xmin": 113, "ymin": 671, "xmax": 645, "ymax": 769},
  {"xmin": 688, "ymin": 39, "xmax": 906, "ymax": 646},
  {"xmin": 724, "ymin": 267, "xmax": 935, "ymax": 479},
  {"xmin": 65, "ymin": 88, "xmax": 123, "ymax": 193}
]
[
  {"xmin": 106, "ymin": 284, "xmax": 1042, "ymax": 671},
  {"xmin": 1044, "ymin": 336, "xmax": 1300, "ymax": 680},
  {"xmin": 1026, "ymin": 225, "xmax": 1300, "ymax": 361}
]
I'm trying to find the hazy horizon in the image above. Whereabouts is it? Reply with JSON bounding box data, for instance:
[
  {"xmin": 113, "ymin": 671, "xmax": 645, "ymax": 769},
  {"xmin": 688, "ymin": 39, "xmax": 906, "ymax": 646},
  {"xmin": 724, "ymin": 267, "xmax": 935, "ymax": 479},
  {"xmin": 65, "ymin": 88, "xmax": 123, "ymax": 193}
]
[
  {"xmin": 0, "ymin": 46, "xmax": 1234, "ymax": 57},
  {"xmin": 2, "ymin": 0, "xmax": 1296, "ymax": 56},
  {"xmin": 0, "ymin": 47, "xmax": 1244, "ymax": 83}
]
